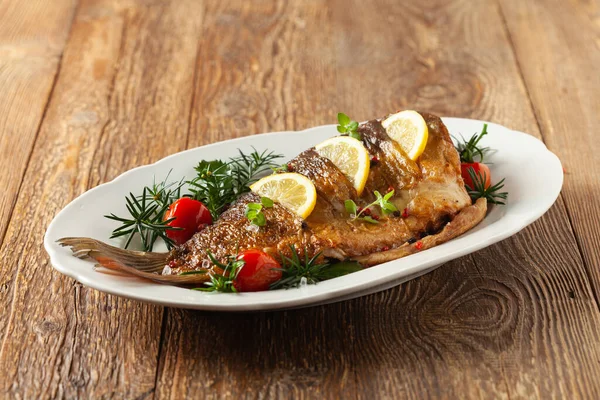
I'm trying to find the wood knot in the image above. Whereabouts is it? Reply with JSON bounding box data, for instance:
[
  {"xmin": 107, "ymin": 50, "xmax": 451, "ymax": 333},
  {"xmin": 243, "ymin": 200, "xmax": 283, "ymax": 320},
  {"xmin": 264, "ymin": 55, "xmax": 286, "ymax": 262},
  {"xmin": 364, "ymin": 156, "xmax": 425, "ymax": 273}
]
[
  {"xmin": 35, "ymin": 319, "xmax": 62, "ymax": 335},
  {"xmin": 407, "ymin": 62, "xmax": 483, "ymax": 115}
]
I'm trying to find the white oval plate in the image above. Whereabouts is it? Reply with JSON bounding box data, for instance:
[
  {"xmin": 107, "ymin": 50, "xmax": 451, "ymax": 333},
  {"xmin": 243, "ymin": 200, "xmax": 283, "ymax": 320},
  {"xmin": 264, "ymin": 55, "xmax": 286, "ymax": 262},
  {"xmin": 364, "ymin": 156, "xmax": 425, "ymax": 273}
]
[{"xmin": 44, "ymin": 118, "xmax": 562, "ymax": 311}]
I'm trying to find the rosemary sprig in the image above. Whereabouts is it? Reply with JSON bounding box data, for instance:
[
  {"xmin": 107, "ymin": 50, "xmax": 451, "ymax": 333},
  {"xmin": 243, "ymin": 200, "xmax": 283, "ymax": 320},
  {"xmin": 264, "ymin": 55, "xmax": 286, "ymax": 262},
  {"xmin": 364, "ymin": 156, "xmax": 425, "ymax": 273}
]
[
  {"xmin": 187, "ymin": 149, "xmax": 282, "ymax": 219},
  {"xmin": 104, "ymin": 187, "xmax": 178, "ymax": 251},
  {"xmin": 187, "ymin": 160, "xmax": 235, "ymax": 219},
  {"xmin": 465, "ymin": 167, "xmax": 508, "ymax": 205},
  {"xmin": 455, "ymin": 124, "xmax": 490, "ymax": 163},
  {"xmin": 344, "ymin": 190, "xmax": 397, "ymax": 224},
  {"xmin": 141, "ymin": 171, "xmax": 185, "ymax": 208},
  {"xmin": 245, "ymin": 197, "xmax": 273, "ymax": 227},
  {"xmin": 229, "ymin": 148, "xmax": 282, "ymax": 193},
  {"xmin": 193, "ymin": 251, "xmax": 245, "ymax": 293},
  {"xmin": 337, "ymin": 112, "xmax": 361, "ymax": 140},
  {"xmin": 270, "ymin": 245, "xmax": 363, "ymax": 290}
]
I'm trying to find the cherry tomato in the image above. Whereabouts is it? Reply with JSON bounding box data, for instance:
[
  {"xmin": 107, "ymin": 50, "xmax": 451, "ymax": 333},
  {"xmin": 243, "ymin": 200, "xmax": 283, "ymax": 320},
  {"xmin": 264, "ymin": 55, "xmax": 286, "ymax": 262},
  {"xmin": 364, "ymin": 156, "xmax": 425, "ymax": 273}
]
[
  {"xmin": 163, "ymin": 198, "xmax": 212, "ymax": 245},
  {"xmin": 234, "ymin": 249, "xmax": 282, "ymax": 292},
  {"xmin": 461, "ymin": 162, "xmax": 491, "ymax": 190}
]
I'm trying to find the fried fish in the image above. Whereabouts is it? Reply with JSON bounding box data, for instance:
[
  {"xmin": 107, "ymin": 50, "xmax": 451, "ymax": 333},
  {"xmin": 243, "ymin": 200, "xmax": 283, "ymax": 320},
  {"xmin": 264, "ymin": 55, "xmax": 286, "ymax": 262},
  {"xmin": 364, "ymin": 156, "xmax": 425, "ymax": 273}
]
[{"xmin": 59, "ymin": 112, "xmax": 487, "ymax": 284}]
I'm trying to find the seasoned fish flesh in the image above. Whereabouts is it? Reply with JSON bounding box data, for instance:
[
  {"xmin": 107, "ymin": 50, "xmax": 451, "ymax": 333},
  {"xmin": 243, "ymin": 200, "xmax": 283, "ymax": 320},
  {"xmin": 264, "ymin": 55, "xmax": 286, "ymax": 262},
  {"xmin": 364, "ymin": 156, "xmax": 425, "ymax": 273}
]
[{"xmin": 166, "ymin": 112, "xmax": 484, "ymax": 273}]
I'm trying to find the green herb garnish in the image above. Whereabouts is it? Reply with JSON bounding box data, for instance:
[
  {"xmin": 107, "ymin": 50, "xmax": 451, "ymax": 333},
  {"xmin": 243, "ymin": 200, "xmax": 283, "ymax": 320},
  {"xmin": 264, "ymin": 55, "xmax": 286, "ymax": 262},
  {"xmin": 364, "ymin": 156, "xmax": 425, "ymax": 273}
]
[
  {"xmin": 188, "ymin": 149, "xmax": 282, "ymax": 219},
  {"xmin": 245, "ymin": 197, "xmax": 273, "ymax": 227},
  {"xmin": 455, "ymin": 124, "xmax": 490, "ymax": 163},
  {"xmin": 229, "ymin": 149, "xmax": 283, "ymax": 194},
  {"xmin": 142, "ymin": 172, "xmax": 185, "ymax": 208},
  {"xmin": 373, "ymin": 190, "xmax": 398, "ymax": 215},
  {"xmin": 465, "ymin": 168, "xmax": 508, "ymax": 205},
  {"xmin": 105, "ymin": 148, "xmax": 281, "ymax": 251},
  {"xmin": 193, "ymin": 251, "xmax": 245, "ymax": 293},
  {"xmin": 344, "ymin": 190, "xmax": 397, "ymax": 224},
  {"xmin": 337, "ymin": 112, "xmax": 361, "ymax": 141},
  {"xmin": 260, "ymin": 196, "xmax": 273, "ymax": 207},
  {"xmin": 270, "ymin": 245, "xmax": 363, "ymax": 290},
  {"xmin": 271, "ymin": 163, "xmax": 290, "ymax": 173},
  {"xmin": 104, "ymin": 186, "xmax": 179, "ymax": 251},
  {"xmin": 187, "ymin": 160, "xmax": 235, "ymax": 218}
]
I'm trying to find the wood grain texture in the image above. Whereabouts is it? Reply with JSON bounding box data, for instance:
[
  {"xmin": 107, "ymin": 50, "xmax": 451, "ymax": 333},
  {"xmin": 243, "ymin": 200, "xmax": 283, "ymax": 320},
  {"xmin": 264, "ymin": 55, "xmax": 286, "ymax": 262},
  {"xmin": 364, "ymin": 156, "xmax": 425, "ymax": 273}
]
[
  {"xmin": 0, "ymin": 0, "xmax": 77, "ymax": 246},
  {"xmin": 0, "ymin": 0, "xmax": 202, "ymax": 397},
  {"xmin": 498, "ymin": 0, "xmax": 600, "ymax": 304},
  {"xmin": 156, "ymin": 0, "xmax": 600, "ymax": 399},
  {"xmin": 0, "ymin": 0, "xmax": 599, "ymax": 398},
  {"xmin": 186, "ymin": 0, "xmax": 338, "ymax": 148},
  {"xmin": 158, "ymin": 3, "xmax": 355, "ymax": 398}
]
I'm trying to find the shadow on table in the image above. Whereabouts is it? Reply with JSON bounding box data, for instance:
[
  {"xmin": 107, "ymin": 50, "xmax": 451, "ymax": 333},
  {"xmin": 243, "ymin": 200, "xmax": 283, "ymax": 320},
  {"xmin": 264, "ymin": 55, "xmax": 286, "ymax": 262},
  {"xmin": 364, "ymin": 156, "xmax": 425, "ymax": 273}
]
[{"xmin": 160, "ymin": 257, "xmax": 522, "ymax": 391}]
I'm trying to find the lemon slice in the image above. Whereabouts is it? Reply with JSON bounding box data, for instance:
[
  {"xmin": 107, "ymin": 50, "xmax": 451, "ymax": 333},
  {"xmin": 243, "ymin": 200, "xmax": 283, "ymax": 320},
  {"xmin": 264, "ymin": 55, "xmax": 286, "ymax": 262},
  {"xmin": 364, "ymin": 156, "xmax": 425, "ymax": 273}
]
[
  {"xmin": 250, "ymin": 173, "xmax": 317, "ymax": 219},
  {"xmin": 381, "ymin": 110, "xmax": 428, "ymax": 160},
  {"xmin": 314, "ymin": 136, "xmax": 370, "ymax": 195}
]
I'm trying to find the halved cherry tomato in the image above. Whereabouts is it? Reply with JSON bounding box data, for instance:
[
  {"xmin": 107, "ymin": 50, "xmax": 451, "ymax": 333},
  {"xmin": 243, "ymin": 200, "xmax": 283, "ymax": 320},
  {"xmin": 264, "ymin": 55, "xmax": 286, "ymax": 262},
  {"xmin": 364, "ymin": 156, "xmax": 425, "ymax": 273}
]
[
  {"xmin": 163, "ymin": 198, "xmax": 212, "ymax": 245},
  {"xmin": 461, "ymin": 162, "xmax": 491, "ymax": 190},
  {"xmin": 234, "ymin": 249, "xmax": 282, "ymax": 292}
]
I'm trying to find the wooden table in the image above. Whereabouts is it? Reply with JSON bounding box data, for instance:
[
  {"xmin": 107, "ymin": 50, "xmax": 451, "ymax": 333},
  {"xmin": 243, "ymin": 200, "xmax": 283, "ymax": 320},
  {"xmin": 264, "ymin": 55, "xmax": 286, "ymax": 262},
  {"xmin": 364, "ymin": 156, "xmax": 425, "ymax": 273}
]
[{"xmin": 1, "ymin": 0, "xmax": 599, "ymax": 398}]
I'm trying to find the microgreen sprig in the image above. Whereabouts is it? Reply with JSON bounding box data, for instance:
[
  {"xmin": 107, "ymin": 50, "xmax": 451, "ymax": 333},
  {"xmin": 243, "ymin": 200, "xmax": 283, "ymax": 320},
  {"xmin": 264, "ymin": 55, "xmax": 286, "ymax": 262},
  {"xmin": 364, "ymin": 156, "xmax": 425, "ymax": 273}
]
[
  {"xmin": 465, "ymin": 168, "xmax": 508, "ymax": 205},
  {"xmin": 373, "ymin": 190, "xmax": 398, "ymax": 215},
  {"xmin": 193, "ymin": 251, "xmax": 245, "ymax": 293},
  {"xmin": 270, "ymin": 245, "xmax": 363, "ymax": 290},
  {"xmin": 245, "ymin": 197, "xmax": 273, "ymax": 227},
  {"xmin": 455, "ymin": 124, "xmax": 490, "ymax": 163},
  {"xmin": 337, "ymin": 112, "xmax": 361, "ymax": 141},
  {"xmin": 345, "ymin": 190, "xmax": 397, "ymax": 224}
]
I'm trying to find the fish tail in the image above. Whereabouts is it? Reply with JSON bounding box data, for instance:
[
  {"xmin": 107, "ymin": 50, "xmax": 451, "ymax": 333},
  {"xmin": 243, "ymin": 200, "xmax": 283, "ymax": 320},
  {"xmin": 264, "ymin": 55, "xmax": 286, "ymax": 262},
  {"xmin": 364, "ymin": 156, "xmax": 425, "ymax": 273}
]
[{"xmin": 57, "ymin": 237, "xmax": 210, "ymax": 285}]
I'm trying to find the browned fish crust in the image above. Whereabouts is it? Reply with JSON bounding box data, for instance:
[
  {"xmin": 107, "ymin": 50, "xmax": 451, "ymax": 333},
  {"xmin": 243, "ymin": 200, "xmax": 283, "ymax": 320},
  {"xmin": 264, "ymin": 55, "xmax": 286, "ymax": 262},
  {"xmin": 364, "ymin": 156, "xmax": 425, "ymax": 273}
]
[
  {"xmin": 288, "ymin": 149, "xmax": 358, "ymax": 210},
  {"xmin": 165, "ymin": 112, "xmax": 481, "ymax": 274},
  {"xmin": 167, "ymin": 192, "xmax": 320, "ymax": 274},
  {"xmin": 360, "ymin": 119, "xmax": 421, "ymax": 195}
]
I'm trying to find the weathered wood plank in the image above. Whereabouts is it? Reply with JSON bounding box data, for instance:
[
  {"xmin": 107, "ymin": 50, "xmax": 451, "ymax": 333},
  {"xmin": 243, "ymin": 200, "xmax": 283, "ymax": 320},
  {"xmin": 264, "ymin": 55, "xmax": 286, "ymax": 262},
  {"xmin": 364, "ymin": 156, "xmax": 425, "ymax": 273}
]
[
  {"xmin": 158, "ymin": 2, "xmax": 356, "ymax": 399},
  {"xmin": 0, "ymin": 0, "xmax": 203, "ymax": 398},
  {"xmin": 0, "ymin": 0, "xmax": 77, "ymax": 245},
  {"xmin": 498, "ymin": 0, "xmax": 600, "ymax": 305},
  {"xmin": 341, "ymin": 0, "xmax": 600, "ymax": 397},
  {"xmin": 1, "ymin": 0, "xmax": 597, "ymax": 398},
  {"xmin": 156, "ymin": 0, "xmax": 600, "ymax": 398},
  {"xmin": 186, "ymin": 0, "xmax": 338, "ymax": 148}
]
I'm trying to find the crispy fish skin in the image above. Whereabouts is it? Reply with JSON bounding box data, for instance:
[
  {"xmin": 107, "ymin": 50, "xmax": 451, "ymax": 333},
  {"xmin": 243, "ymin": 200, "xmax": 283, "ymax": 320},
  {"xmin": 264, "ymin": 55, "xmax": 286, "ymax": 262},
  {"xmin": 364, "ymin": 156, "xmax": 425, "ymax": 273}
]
[
  {"xmin": 288, "ymin": 149, "xmax": 358, "ymax": 212},
  {"xmin": 360, "ymin": 119, "xmax": 421, "ymax": 195},
  {"xmin": 167, "ymin": 192, "xmax": 320, "ymax": 274},
  {"xmin": 166, "ymin": 112, "xmax": 480, "ymax": 273},
  {"xmin": 303, "ymin": 114, "xmax": 471, "ymax": 259},
  {"xmin": 287, "ymin": 149, "xmax": 412, "ymax": 259}
]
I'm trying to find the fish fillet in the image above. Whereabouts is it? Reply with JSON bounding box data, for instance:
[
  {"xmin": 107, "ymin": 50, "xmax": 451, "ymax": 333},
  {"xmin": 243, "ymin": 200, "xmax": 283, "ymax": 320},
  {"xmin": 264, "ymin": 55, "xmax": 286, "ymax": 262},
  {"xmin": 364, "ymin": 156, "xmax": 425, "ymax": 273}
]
[{"xmin": 166, "ymin": 112, "xmax": 485, "ymax": 273}]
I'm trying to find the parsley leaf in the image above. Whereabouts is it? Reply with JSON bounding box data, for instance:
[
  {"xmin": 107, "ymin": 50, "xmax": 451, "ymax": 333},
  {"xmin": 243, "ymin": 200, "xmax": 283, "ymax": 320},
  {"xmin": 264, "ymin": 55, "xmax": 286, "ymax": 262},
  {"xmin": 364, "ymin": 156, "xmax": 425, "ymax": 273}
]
[
  {"xmin": 245, "ymin": 196, "xmax": 273, "ymax": 227},
  {"xmin": 337, "ymin": 112, "xmax": 362, "ymax": 140}
]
